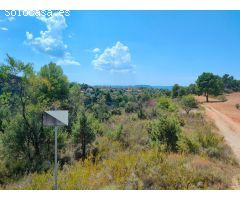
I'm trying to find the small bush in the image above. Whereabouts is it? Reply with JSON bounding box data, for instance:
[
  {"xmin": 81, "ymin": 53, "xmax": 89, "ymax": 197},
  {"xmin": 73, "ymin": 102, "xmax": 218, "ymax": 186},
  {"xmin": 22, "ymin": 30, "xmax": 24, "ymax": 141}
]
[
  {"xmin": 217, "ymin": 95, "xmax": 227, "ymax": 102},
  {"xmin": 178, "ymin": 134, "xmax": 200, "ymax": 154},
  {"xmin": 157, "ymin": 97, "xmax": 178, "ymax": 112},
  {"xmin": 111, "ymin": 108, "xmax": 122, "ymax": 115},
  {"xmin": 112, "ymin": 124, "xmax": 123, "ymax": 140},
  {"xmin": 137, "ymin": 108, "xmax": 146, "ymax": 119},
  {"xmin": 147, "ymin": 116, "xmax": 181, "ymax": 151},
  {"xmin": 181, "ymin": 95, "xmax": 198, "ymax": 115},
  {"xmin": 125, "ymin": 102, "xmax": 139, "ymax": 113},
  {"xmin": 236, "ymin": 104, "xmax": 240, "ymax": 110}
]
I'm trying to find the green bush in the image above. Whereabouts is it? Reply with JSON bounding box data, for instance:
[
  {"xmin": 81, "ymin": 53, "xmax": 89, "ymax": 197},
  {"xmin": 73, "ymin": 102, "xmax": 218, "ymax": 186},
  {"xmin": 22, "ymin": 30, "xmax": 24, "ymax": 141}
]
[
  {"xmin": 112, "ymin": 124, "xmax": 123, "ymax": 140},
  {"xmin": 178, "ymin": 134, "xmax": 200, "ymax": 154},
  {"xmin": 157, "ymin": 97, "xmax": 178, "ymax": 112},
  {"xmin": 125, "ymin": 102, "xmax": 139, "ymax": 113},
  {"xmin": 147, "ymin": 116, "xmax": 181, "ymax": 151},
  {"xmin": 178, "ymin": 127, "xmax": 236, "ymax": 163},
  {"xmin": 111, "ymin": 108, "xmax": 122, "ymax": 115},
  {"xmin": 181, "ymin": 95, "xmax": 198, "ymax": 115},
  {"xmin": 137, "ymin": 107, "xmax": 146, "ymax": 119}
]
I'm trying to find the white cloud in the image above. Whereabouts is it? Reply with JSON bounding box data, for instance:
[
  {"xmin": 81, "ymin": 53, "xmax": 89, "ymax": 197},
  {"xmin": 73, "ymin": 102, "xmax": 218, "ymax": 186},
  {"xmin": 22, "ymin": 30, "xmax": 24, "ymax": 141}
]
[
  {"xmin": 0, "ymin": 17, "xmax": 15, "ymax": 23},
  {"xmin": 92, "ymin": 41, "xmax": 135, "ymax": 72},
  {"xmin": 26, "ymin": 13, "xmax": 80, "ymax": 66},
  {"xmin": 8, "ymin": 17, "xmax": 15, "ymax": 22},
  {"xmin": 57, "ymin": 52, "xmax": 80, "ymax": 66},
  {"xmin": 0, "ymin": 27, "xmax": 8, "ymax": 31},
  {"xmin": 92, "ymin": 48, "xmax": 100, "ymax": 53},
  {"xmin": 26, "ymin": 32, "xmax": 33, "ymax": 40}
]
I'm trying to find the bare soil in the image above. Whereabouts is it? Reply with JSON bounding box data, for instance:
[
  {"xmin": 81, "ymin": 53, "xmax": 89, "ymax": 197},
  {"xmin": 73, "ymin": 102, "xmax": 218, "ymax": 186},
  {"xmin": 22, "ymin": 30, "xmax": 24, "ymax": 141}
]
[
  {"xmin": 196, "ymin": 93, "xmax": 240, "ymax": 189},
  {"xmin": 196, "ymin": 93, "xmax": 240, "ymax": 162}
]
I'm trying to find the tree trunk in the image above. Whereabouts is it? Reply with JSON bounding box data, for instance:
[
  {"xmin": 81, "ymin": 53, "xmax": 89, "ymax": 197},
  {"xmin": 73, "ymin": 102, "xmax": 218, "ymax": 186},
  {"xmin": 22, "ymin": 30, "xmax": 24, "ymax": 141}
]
[
  {"xmin": 82, "ymin": 133, "xmax": 86, "ymax": 160},
  {"xmin": 206, "ymin": 93, "xmax": 209, "ymax": 102}
]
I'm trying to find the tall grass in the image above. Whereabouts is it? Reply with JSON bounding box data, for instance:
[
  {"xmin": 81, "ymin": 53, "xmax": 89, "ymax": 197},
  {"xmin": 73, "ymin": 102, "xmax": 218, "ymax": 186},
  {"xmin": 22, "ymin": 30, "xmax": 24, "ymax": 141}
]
[{"xmin": 3, "ymin": 148, "xmax": 237, "ymax": 190}]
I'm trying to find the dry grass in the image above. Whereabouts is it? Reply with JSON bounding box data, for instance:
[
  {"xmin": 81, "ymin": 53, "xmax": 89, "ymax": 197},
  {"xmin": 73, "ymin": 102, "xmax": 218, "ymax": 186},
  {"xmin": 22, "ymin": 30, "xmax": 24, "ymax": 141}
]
[{"xmin": 3, "ymin": 148, "xmax": 238, "ymax": 190}]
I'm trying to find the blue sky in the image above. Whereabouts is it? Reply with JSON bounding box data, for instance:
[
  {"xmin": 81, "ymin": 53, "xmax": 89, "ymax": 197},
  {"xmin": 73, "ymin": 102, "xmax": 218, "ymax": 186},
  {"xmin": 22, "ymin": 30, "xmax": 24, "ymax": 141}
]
[{"xmin": 0, "ymin": 10, "xmax": 240, "ymax": 86}]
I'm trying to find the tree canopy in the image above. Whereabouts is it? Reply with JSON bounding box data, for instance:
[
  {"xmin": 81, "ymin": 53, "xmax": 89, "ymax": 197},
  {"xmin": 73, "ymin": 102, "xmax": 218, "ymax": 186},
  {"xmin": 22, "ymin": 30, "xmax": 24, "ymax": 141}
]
[{"xmin": 196, "ymin": 72, "xmax": 224, "ymax": 102}]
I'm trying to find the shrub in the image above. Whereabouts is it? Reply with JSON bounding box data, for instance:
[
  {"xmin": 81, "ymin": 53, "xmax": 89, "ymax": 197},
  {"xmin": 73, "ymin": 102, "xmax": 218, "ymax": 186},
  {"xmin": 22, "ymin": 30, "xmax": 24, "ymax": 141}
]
[
  {"xmin": 125, "ymin": 102, "xmax": 139, "ymax": 113},
  {"xmin": 236, "ymin": 104, "xmax": 240, "ymax": 110},
  {"xmin": 217, "ymin": 95, "xmax": 227, "ymax": 102},
  {"xmin": 181, "ymin": 95, "xmax": 198, "ymax": 115},
  {"xmin": 178, "ymin": 134, "xmax": 200, "ymax": 154},
  {"xmin": 111, "ymin": 108, "xmax": 122, "ymax": 115},
  {"xmin": 147, "ymin": 116, "xmax": 181, "ymax": 151},
  {"xmin": 178, "ymin": 127, "xmax": 236, "ymax": 164},
  {"xmin": 137, "ymin": 107, "xmax": 146, "ymax": 119},
  {"xmin": 3, "ymin": 150, "xmax": 234, "ymax": 189},
  {"xmin": 157, "ymin": 97, "xmax": 178, "ymax": 112},
  {"xmin": 112, "ymin": 124, "xmax": 123, "ymax": 140}
]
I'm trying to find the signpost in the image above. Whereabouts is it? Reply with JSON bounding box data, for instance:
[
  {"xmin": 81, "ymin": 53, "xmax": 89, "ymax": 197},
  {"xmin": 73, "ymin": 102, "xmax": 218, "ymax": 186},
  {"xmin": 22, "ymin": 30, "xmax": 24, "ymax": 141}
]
[{"xmin": 43, "ymin": 110, "xmax": 68, "ymax": 190}]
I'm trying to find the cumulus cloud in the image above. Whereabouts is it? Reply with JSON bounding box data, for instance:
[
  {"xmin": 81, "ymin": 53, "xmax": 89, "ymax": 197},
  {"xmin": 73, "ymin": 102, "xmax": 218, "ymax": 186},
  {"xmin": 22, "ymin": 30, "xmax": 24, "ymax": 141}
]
[
  {"xmin": 0, "ymin": 27, "xmax": 8, "ymax": 31},
  {"xmin": 92, "ymin": 42, "xmax": 135, "ymax": 72},
  {"xmin": 26, "ymin": 13, "xmax": 80, "ymax": 66}
]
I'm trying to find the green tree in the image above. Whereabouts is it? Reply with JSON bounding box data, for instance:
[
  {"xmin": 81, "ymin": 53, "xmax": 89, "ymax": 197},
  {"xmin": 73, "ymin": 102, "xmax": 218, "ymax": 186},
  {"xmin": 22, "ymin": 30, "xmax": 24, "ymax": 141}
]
[
  {"xmin": 0, "ymin": 56, "xmax": 69, "ymax": 176},
  {"xmin": 0, "ymin": 56, "xmax": 45, "ymax": 173},
  {"xmin": 222, "ymin": 74, "xmax": 240, "ymax": 92},
  {"xmin": 178, "ymin": 87, "xmax": 187, "ymax": 97},
  {"xmin": 172, "ymin": 84, "xmax": 181, "ymax": 98},
  {"xmin": 172, "ymin": 84, "xmax": 187, "ymax": 98},
  {"xmin": 181, "ymin": 95, "xmax": 198, "ymax": 115},
  {"xmin": 39, "ymin": 62, "xmax": 69, "ymax": 107},
  {"xmin": 68, "ymin": 83, "xmax": 85, "ymax": 128},
  {"xmin": 105, "ymin": 92, "xmax": 112, "ymax": 106},
  {"xmin": 186, "ymin": 84, "xmax": 200, "ymax": 95},
  {"xmin": 73, "ymin": 112, "xmax": 97, "ymax": 160},
  {"xmin": 196, "ymin": 72, "xmax": 224, "ymax": 102}
]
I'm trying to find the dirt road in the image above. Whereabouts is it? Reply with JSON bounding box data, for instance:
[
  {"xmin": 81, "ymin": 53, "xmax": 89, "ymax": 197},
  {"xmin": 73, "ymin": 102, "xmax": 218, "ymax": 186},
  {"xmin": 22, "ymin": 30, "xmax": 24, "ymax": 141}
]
[{"xmin": 197, "ymin": 93, "xmax": 240, "ymax": 162}]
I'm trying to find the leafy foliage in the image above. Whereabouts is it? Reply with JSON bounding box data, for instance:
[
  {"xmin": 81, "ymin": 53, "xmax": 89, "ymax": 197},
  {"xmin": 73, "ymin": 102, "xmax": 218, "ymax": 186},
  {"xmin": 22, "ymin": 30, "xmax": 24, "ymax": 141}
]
[
  {"xmin": 181, "ymin": 95, "xmax": 198, "ymax": 114},
  {"xmin": 196, "ymin": 72, "xmax": 224, "ymax": 102},
  {"xmin": 157, "ymin": 96, "xmax": 178, "ymax": 112},
  {"xmin": 147, "ymin": 116, "xmax": 181, "ymax": 151},
  {"xmin": 72, "ymin": 112, "xmax": 100, "ymax": 160}
]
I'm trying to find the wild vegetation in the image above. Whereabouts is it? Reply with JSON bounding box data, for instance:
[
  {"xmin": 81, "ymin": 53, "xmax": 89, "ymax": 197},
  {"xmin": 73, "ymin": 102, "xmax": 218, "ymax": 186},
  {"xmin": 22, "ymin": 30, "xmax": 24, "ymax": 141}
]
[{"xmin": 0, "ymin": 55, "xmax": 240, "ymax": 189}]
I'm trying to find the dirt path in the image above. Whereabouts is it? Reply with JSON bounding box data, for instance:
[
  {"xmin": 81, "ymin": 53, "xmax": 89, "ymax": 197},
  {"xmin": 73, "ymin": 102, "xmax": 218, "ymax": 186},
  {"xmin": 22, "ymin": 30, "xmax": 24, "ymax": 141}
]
[
  {"xmin": 197, "ymin": 93, "xmax": 240, "ymax": 162},
  {"xmin": 197, "ymin": 93, "xmax": 240, "ymax": 189},
  {"xmin": 204, "ymin": 104, "xmax": 240, "ymax": 162}
]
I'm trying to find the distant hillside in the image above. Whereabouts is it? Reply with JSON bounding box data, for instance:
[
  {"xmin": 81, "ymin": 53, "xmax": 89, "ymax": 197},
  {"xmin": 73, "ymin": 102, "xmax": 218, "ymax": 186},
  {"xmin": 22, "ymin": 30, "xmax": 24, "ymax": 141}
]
[{"xmin": 94, "ymin": 85, "xmax": 173, "ymax": 90}]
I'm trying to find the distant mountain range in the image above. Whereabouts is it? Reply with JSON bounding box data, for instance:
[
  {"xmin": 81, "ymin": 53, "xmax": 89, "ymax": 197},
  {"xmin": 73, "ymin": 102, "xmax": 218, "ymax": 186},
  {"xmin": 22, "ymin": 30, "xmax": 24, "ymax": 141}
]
[{"xmin": 94, "ymin": 85, "xmax": 173, "ymax": 90}]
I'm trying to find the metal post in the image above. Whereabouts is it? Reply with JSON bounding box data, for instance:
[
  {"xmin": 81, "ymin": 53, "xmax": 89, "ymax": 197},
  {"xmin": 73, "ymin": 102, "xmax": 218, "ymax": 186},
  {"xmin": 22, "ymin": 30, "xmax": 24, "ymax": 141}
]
[{"xmin": 54, "ymin": 126, "xmax": 58, "ymax": 190}]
